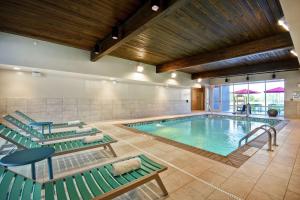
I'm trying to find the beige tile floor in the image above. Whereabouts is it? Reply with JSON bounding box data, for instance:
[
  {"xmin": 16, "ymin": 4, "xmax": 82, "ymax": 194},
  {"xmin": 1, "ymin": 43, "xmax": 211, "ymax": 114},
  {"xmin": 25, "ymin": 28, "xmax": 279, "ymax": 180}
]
[{"xmin": 2, "ymin": 112, "xmax": 300, "ymax": 200}]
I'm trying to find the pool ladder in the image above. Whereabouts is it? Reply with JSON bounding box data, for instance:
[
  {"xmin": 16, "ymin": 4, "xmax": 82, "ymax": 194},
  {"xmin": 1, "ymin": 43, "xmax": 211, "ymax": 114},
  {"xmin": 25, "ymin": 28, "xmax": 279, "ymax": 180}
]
[{"xmin": 238, "ymin": 124, "xmax": 277, "ymax": 151}]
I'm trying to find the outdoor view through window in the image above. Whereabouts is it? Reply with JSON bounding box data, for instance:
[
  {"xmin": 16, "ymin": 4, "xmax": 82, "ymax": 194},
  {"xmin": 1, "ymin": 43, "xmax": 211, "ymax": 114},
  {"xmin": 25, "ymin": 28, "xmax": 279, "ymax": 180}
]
[{"xmin": 212, "ymin": 80, "xmax": 284, "ymax": 116}]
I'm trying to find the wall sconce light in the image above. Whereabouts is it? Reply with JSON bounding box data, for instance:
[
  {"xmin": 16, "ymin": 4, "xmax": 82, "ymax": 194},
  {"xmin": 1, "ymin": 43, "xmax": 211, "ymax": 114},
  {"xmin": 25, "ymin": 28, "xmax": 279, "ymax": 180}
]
[
  {"xmin": 137, "ymin": 64, "xmax": 144, "ymax": 72},
  {"xmin": 171, "ymin": 72, "xmax": 177, "ymax": 78}
]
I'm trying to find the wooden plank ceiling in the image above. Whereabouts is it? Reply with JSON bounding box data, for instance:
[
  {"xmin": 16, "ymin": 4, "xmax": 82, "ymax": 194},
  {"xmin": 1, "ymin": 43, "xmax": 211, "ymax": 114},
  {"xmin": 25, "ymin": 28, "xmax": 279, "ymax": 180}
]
[
  {"xmin": 0, "ymin": 0, "xmax": 298, "ymax": 79},
  {"xmin": 0, "ymin": 0, "xmax": 143, "ymax": 50}
]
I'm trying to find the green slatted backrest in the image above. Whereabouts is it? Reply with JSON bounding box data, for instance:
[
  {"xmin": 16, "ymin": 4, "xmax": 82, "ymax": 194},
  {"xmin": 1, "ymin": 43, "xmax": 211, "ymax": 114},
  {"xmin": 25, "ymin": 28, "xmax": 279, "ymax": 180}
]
[
  {"xmin": 0, "ymin": 166, "xmax": 42, "ymax": 200},
  {"xmin": 15, "ymin": 110, "xmax": 36, "ymax": 123},
  {"xmin": 3, "ymin": 115, "xmax": 43, "ymax": 139},
  {"xmin": 0, "ymin": 123, "xmax": 41, "ymax": 148},
  {"xmin": 42, "ymin": 155, "xmax": 165, "ymax": 200},
  {"xmin": 0, "ymin": 154, "xmax": 165, "ymax": 200}
]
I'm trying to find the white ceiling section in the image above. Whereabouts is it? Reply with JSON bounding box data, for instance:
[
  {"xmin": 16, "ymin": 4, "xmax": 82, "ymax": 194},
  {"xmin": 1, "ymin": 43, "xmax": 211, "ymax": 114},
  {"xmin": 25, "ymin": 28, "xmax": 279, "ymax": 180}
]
[{"xmin": 280, "ymin": 0, "xmax": 300, "ymax": 63}]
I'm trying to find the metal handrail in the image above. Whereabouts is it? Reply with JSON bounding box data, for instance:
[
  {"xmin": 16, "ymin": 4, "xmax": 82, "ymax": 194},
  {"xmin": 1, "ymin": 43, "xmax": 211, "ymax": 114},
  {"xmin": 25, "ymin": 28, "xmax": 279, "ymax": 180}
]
[
  {"xmin": 261, "ymin": 124, "xmax": 277, "ymax": 146},
  {"xmin": 238, "ymin": 124, "xmax": 277, "ymax": 151},
  {"xmin": 238, "ymin": 127, "xmax": 261, "ymax": 146},
  {"xmin": 207, "ymin": 103, "xmax": 213, "ymax": 114}
]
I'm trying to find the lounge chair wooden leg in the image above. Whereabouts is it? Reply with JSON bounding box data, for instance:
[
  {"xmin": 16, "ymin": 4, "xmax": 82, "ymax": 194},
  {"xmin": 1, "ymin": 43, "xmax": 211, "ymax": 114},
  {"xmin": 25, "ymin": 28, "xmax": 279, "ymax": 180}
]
[
  {"xmin": 154, "ymin": 174, "xmax": 168, "ymax": 196},
  {"xmin": 106, "ymin": 144, "xmax": 117, "ymax": 157}
]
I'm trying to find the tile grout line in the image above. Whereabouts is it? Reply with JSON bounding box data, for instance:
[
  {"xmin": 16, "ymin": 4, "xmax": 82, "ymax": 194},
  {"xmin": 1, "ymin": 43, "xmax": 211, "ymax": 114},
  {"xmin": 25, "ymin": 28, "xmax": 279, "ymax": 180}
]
[
  {"xmin": 111, "ymin": 132, "xmax": 242, "ymax": 200},
  {"xmin": 244, "ymin": 125, "xmax": 294, "ymax": 199},
  {"xmin": 282, "ymin": 130, "xmax": 300, "ymax": 199}
]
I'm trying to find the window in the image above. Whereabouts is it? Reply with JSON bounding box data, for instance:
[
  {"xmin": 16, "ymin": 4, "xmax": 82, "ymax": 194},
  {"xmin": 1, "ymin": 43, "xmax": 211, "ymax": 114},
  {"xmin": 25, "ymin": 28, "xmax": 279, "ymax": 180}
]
[
  {"xmin": 210, "ymin": 79, "xmax": 285, "ymax": 116},
  {"xmin": 221, "ymin": 85, "xmax": 233, "ymax": 112},
  {"xmin": 266, "ymin": 80, "xmax": 285, "ymax": 116},
  {"xmin": 233, "ymin": 83, "xmax": 248, "ymax": 113},
  {"xmin": 212, "ymin": 86, "xmax": 221, "ymax": 111},
  {"xmin": 248, "ymin": 82, "xmax": 265, "ymax": 115}
]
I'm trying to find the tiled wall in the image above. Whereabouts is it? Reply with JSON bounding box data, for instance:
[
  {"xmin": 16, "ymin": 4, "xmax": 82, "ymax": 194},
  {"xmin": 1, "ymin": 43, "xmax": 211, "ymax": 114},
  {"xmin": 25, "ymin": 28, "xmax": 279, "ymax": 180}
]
[
  {"xmin": 0, "ymin": 69, "xmax": 191, "ymax": 122},
  {"xmin": 284, "ymin": 101, "xmax": 300, "ymax": 118},
  {"xmin": 0, "ymin": 98, "xmax": 190, "ymax": 122}
]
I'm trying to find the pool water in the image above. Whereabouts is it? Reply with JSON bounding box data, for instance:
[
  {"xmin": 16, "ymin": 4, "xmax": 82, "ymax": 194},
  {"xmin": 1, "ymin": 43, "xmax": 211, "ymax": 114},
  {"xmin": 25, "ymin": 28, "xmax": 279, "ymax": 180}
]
[{"xmin": 127, "ymin": 115, "xmax": 281, "ymax": 156}]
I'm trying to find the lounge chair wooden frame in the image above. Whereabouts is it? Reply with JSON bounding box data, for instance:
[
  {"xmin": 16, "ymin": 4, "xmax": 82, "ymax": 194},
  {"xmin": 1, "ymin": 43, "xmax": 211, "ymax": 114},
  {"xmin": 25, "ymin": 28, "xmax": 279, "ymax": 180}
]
[{"xmin": 0, "ymin": 123, "xmax": 117, "ymax": 157}]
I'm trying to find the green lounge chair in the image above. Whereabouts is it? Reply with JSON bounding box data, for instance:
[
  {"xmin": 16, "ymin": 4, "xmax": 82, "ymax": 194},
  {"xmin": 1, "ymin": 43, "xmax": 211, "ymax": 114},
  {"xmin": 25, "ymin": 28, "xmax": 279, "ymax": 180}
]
[
  {"xmin": 0, "ymin": 123, "xmax": 117, "ymax": 157},
  {"xmin": 4, "ymin": 115, "xmax": 100, "ymax": 142},
  {"xmin": 0, "ymin": 154, "xmax": 168, "ymax": 200},
  {"xmin": 15, "ymin": 110, "xmax": 86, "ymax": 129}
]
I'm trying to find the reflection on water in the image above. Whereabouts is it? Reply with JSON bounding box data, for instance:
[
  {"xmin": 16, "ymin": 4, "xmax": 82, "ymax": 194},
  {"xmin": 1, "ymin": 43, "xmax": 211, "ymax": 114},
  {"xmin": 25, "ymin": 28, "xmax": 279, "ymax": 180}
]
[{"xmin": 134, "ymin": 116, "xmax": 272, "ymax": 156}]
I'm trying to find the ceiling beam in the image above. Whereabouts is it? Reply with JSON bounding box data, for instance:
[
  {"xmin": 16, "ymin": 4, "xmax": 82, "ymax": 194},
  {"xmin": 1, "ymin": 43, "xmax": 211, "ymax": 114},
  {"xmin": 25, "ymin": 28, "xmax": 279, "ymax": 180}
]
[
  {"xmin": 156, "ymin": 32, "xmax": 294, "ymax": 73},
  {"xmin": 90, "ymin": 0, "xmax": 188, "ymax": 62},
  {"xmin": 191, "ymin": 58, "xmax": 299, "ymax": 79}
]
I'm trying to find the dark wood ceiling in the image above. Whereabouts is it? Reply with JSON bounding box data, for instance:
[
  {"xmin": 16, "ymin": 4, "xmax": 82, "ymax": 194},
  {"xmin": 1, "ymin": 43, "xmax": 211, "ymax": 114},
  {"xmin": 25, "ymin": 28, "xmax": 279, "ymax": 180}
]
[
  {"xmin": 0, "ymin": 0, "xmax": 143, "ymax": 50},
  {"xmin": 110, "ymin": 0, "xmax": 285, "ymax": 65},
  {"xmin": 180, "ymin": 47, "xmax": 293, "ymax": 74},
  {"xmin": 0, "ymin": 0, "xmax": 298, "ymax": 78}
]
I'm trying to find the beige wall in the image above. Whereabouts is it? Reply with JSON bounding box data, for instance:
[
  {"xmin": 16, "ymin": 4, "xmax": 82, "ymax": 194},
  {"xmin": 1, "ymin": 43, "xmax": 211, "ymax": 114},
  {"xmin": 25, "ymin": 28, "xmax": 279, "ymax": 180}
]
[
  {"xmin": 0, "ymin": 32, "xmax": 196, "ymax": 86},
  {"xmin": 0, "ymin": 69, "xmax": 191, "ymax": 122},
  {"xmin": 0, "ymin": 32, "xmax": 197, "ymax": 122}
]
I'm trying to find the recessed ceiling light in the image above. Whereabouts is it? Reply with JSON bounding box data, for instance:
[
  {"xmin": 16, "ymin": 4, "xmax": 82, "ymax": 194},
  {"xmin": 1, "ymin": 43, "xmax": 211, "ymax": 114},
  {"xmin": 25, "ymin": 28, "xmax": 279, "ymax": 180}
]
[
  {"xmin": 112, "ymin": 26, "xmax": 119, "ymax": 40},
  {"xmin": 13, "ymin": 67, "xmax": 21, "ymax": 70},
  {"xmin": 94, "ymin": 44, "xmax": 100, "ymax": 54},
  {"xmin": 137, "ymin": 65, "xmax": 144, "ymax": 72},
  {"xmin": 112, "ymin": 80, "xmax": 117, "ymax": 84},
  {"xmin": 171, "ymin": 72, "xmax": 176, "ymax": 78},
  {"xmin": 197, "ymin": 78, "xmax": 202, "ymax": 83},
  {"xmin": 278, "ymin": 17, "xmax": 289, "ymax": 31},
  {"xmin": 151, "ymin": 0, "xmax": 160, "ymax": 11},
  {"xmin": 291, "ymin": 49, "xmax": 298, "ymax": 57},
  {"xmin": 33, "ymin": 41, "xmax": 38, "ymax": 46}
]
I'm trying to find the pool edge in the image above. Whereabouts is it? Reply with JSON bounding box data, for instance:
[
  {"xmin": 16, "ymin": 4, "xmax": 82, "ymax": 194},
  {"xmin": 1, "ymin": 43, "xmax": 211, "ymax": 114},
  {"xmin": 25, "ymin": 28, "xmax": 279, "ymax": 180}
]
[{"xmin": 117, "ymin": 114, "xmax": 288, "ymax": 168}]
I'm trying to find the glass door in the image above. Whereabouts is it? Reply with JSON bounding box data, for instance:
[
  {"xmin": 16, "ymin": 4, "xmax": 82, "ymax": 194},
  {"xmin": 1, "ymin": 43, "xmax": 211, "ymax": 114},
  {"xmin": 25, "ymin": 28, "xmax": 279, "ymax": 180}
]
[
  {"xmin": 266, "ymin": 80, "xmax": 285, "ymax": 116},
  {"xmin": 221, "ymin": 84, "xmax": 234, "ymax": 112},
  {"xmin": 248, "ymin": 81, "xmax": 266, "ymax": 115},
  {"xmin": 212, "ymin": 86, "xmax": 221, "ymax": 112}
]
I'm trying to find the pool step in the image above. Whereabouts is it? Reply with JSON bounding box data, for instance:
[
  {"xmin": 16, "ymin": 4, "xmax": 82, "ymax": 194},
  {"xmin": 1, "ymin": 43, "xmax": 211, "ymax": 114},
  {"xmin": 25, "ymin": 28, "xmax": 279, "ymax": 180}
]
[{"xmin": 242, "ymin": 147, "xmax": 259, "ymax": 156}]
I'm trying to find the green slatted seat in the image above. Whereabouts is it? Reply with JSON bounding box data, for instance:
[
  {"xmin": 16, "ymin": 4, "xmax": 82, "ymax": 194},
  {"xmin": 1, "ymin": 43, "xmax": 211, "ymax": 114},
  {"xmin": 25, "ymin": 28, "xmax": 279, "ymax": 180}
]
[
  {"xmin": 15, "ymin": 110, "xmax": 86, "ymax": 129},
  {"xmin": 0, "ymin": 167, "xmax": 43, "ymax": 200},
  {"xmin": 0, "ymin": 155, "xmax": 168, "ymax": 200},
  {"xmin": 4, "ymin": 115, "xmax": 100, "ymax": 142},
  {"xmin": 0, "ymin": 123, "xmax": 117, "ymax": 157}
]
